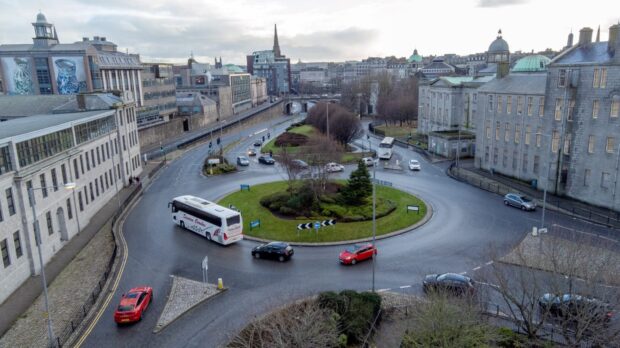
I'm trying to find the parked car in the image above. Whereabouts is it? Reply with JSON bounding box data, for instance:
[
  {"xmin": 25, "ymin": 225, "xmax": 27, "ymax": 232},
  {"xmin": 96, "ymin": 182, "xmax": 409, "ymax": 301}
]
[
  {"xmin": 236, "ymin": 156, "xmax": 250, "ymax": 166},
  {"xmin": 291, "ymin": 159, "xmax": 309, "ymax": 169},
  {"xmin": 247, "ymin": 148, "xmax": 257, "ymax": 156},
  {"xmin": 504, "ymin": 193, "xmax": 536, "ymax": 211},
  {"xmin": 361, "ymin": 157, "xmax": 374, "ymax": 167},
  {"xmin": 252, "ymin": 242, "xmax": 294, "ymax": 262},
  {"xmin": 326, "ymin": 162, "xmax": 345, "ymax": 172},
  {"xmin": 339, "ymin": 243, "xmax": 377, "ymax": 265},
  {"xmin": 258, "ymin": 155, "xmax": 275, "ymax": 165},
  {"xmin": 539, "ymin": 293, "xmax": 613, "ymax": 324},
  {"xmin": 408, "ymin": 159, "xmax": 421, "ymax": 171},
  {"xmin": 423, "ymin": 273, "xmax": 475, "ymax": 296},
  {"xmin": 254, "ymin": 140, "xmax": 263, "ymax": 147},
  {"xmin": 113, "ymin": 286, "xmax": 153, "ymax": 325}
]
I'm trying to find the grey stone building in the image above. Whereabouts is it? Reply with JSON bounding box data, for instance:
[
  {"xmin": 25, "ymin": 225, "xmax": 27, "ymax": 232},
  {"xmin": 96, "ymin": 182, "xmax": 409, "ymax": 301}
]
[
  {"xmin": 138, "ymin": 63, "xmax": 177, "ymax": 127},
  {"xmin": 246, "ymin": 25, "xmax": 291, "ymax": 96}
]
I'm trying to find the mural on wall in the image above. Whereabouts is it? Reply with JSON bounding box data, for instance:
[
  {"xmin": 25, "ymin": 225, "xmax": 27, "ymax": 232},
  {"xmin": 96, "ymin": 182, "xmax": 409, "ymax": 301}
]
[
  {"xmin": 53, "ymin": 57, "xmax": 87, "ymax": 94},
  {"xmin": 0, "ymin": 57, "xmax": 35, "ymax": 95}
]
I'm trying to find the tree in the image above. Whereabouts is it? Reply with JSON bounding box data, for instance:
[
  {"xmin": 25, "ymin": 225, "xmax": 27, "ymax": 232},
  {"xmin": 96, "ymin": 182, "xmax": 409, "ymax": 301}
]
[
  {"xmin": 306, "ymin": 102, "xmax": 363, "ymax": 146},
  {"xmin": 342, "ymin": 161, "xmax": 372, "ymax": 205},
  {"xmin": 277, "ymin": 147, "xmax": 303, "ymax": 193},
  {"xmin": 305, "ymin": 133, "xmax": 344, "ymax": 200}
]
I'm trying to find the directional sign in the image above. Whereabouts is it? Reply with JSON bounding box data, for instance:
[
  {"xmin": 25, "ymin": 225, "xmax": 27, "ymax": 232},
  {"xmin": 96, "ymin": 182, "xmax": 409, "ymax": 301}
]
[
  {"xmin": 407, "ymin": 205, "xmax": 420, "ymax": 214},
  {"xmin": 250, "ymin": 219, "xmax": 261, "ymax": 230},
  {"xmin": 314, "ymin": 222, "xmax": 321, "ymax": 230},
  {"xmin": 321, "ymin": 219, "xmax": 337, "ymax": 227},
  {"xmin": 372, "ymin": 178, "xmax": 393, "ymax": 187},
  {"xmin": 297, "ymin": 222, "xmax": 313, "ymax": 230},
  {"xmin": 240, "ymin": 184, "xmax": 250, "ymax": 191}
]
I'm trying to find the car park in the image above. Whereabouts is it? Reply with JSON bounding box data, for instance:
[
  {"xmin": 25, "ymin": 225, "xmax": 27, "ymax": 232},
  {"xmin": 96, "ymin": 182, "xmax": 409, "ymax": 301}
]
[
  {"xmin": 339, "ymin": 243, "xmax": 377, "ymax": 265},
  {"xmin": 252, "ymin": 242, "xmax": 294, "ymax": 262},
  {"xmin": 408, "ymin": 159, "xmax": 421, "ymax": 171},
  {"xmin": 539, "ymin": 293, "xmax": 613, "ymax": 324},
  {"xmin": 361, "ymin": 157, "xmax": 374, "ymax": 167},
  {"xmin": 236, "ymin": 156, "xmax": 250, "ymax": 166},
  {"xmin": 247, "ymin": 148, "xmax": 256, "ymax": 156},
  {"xmin": 254, "ymin": 140, "xmax": 262, "ymax": 147},
  {"xmin": 326, "ymin": 162, "xmax": 345, "ymax": 172},
  {"xmin": 504, "ymin": 193, "xmax": 536, "ymax": 211},
  {"xmin": 258, "ymin": 155, "xmax": 275, "ymax": 165},
  {"xmin": 423, "ymin": 273, "xmax": 475, "ymax": 296},
  {"xmin": 113, "ymin": 286, "xmax": 153, "ymax": 325}
]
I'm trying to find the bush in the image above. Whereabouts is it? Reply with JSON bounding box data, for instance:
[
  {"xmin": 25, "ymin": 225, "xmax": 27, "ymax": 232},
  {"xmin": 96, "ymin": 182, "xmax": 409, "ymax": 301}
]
[
  {"xmin": 279, "ymin": 206, "xmax": 296, "ymax": 215},
  {"xmin": 495, "ymin": 327, "xmax": 527, "ymax": 348},
  {"xmin": 260, "ymin": 192, "xmax": 290, "ymax": 208},
  {"xmin": 274, "ymin": 132, "xmax": 308, "ymax": 147},
  {"xmin": 317, "ymin": 290, "xmax": 381, "ymax": 345}
]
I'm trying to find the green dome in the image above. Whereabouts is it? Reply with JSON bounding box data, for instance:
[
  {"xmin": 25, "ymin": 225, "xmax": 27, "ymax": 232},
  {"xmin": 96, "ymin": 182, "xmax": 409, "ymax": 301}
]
[
  {"xmin": 512, "ymin": 55, "xmax": 551, "ymax": 72},
  {"xmin": 225, "ymin": 64, "xmax": 244, "ymax": 73},
  {"xmin": 408, "ymin": 49, "xmax": 423, "ymax": 63}
]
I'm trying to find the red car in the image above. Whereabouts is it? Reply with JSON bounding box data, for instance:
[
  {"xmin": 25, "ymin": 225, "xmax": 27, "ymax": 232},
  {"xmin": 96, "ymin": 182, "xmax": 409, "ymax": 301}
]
[
  {"xmin": 339, "ymin": 243, "xmax": 377, "ymax": 265},
  {"xmin": 114, "ymin": 286, "xmax": 153, "ymax": 325}
]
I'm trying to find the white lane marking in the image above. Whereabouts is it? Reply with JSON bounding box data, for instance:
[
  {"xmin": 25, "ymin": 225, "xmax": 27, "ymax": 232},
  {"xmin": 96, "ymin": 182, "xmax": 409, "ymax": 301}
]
[
  {"xmin": 377, "ymin": 288, "xmax": 391, "ymax": 292},
  {"xmin": 399, "ymin": 285, "xmax": 412, "ymax": 289},
  {"xmin": 459, "ymin": 271, "xmax": 467, "ymax": 275},
  {"xmin": 475, "ymin": 281, "xmax": 500, "ymax": 288},
  {"xmin": 485, "ymin": 261, "xmax": 494, "ymax": 266},
  {"xmin": 472, "ymin": 266, "xmax": 481, "ymax": 271},
  {"xmin": 252, "ymin": 128, "xmax": 268, "ymax": 136}
]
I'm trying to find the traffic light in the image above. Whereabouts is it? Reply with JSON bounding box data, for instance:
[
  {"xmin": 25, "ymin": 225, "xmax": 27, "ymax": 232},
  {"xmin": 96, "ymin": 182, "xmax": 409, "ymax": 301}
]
[
  {"xmin": 217, "ymin": 137, "xmax": 221, "ymax": 145},
  {"xmin": 267, "ymin": 133, "xmax": 271, "ymax": 139},
  {"xmin": 262, "ymin": 135, "xmax": 265, "ymax": 142},
  {"xmin": 209, "ymin": 141, "xmax": 212, "ymax": 148}
]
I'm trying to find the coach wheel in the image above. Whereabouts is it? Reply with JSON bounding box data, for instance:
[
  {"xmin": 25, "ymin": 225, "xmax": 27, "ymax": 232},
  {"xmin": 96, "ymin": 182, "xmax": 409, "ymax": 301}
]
[
  {"xmin": 206, "ymin": 233, "xmax": 212, "ymax": 241},
  {"xmin": 180, "ymin": 221, "xmax": 185, "ymax": 229}
]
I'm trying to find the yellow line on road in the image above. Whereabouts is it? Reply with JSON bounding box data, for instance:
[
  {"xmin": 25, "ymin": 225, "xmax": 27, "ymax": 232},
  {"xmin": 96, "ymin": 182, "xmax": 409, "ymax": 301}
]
[{"xmin": 74, "ymin": 216, "xmax": 129, "ymax": 347}]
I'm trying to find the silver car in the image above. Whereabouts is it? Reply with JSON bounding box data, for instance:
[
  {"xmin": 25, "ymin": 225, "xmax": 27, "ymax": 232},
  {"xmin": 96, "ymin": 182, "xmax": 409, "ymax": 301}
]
[
  {"xmin": 236, "ymin": 156, "xmax": 250, "ymax": 166},
  {"xmin": 503, "ymin": 193, "xmax": 536, "ymax": 211}
]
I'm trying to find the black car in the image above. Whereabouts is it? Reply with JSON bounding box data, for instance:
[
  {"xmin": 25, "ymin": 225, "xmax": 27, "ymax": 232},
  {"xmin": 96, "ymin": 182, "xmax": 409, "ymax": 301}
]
[
  {"xmin": 258, "ymin": 155, "xmax": 275, "ymax": 165},
  {"xmin": 252, "ymin": 242, "xmax": 294, "ymax": 262},
  {"xmin": 254, "ymin": 140, "xmax": 263, "ymax": 147},
  {"xmin": 423, "ymin": 273, "xmax": 476, "ymax": 296},
  {"xmin": 539, "ymin": 293, "xmax": 613, "ymax": 324},
  {"xmin": 291, "ymin": 159, "xmax": 309, "ymax": 169}
]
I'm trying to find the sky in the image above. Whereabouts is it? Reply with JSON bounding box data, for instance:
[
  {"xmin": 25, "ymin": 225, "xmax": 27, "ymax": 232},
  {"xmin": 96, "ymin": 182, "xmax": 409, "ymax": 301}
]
[{"xmin": 0, "ymin": 0, "xmax": 618, "ymax": 65}]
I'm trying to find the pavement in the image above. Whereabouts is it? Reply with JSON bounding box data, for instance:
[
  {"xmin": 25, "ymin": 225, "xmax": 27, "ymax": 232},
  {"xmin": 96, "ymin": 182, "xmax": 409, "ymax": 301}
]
[{"xmin": 0, "ymin": 160, "xmax": 163, "ymax": 344}]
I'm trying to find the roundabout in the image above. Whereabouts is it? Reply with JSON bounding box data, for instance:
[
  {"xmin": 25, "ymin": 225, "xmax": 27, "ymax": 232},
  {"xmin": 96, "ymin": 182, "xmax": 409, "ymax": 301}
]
[{"xmin": 218, "ymin": 180, "xmax": 428, "ymax": 243}]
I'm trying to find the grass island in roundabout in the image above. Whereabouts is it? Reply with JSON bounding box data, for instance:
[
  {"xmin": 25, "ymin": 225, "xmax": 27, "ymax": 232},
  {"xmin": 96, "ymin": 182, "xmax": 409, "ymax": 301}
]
[{"xmin": 218, "ymin": 178, "xmax": 428, "ymax": 243}]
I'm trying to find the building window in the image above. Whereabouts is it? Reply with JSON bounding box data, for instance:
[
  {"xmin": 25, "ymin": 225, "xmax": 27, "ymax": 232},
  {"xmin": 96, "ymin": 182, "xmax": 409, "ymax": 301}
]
[
  {"xmin": 606, "ymin": 137, "xmax": 614, "ymax": 153},
  {"xmin": 488, "ymin": 95, "xmax": 494, "ymax": 111},
  {"xmin": 584, "ymin": 169, "xmax": 591, "ymax": 186},
  {"xmin": 611, "ymin": 98, "xmax": 620, "ymax": 118},
  {"xmin": 506, "ymin": 96, "xmax": 512, "ymax": 114},
  {"xmin": 592, "ymin": 100, "xmax": 600, "ymax": 119},
  {"xmin": 554, "ymin": 98, "xmax": 563, "ymax": 121},
  {"xmin": 78, "ymin": 192, "xmax": 84, "ymax": 211},
  {"xmin": 51, "ymin": 168, "xmax": 58, "ymax": 191},
  {"xmin": 493, "ymin": 148, "xmax": 498, "ymax": 165},
  {"xmin": 497, "ymin": 95, "xmax": 503, "ymax": 113},
  {"xmin": 512, "ymin": 151, "xmax": 518, "ymax": 170},
  {"xmin": 26, "ymin": 180, "xmax": 34, "ymax": 206},
  {"xmin": 13, "ymin": 231, "xmax": 22, "ymax": 258},
  {"xmin": 6, "ymin": 188, "xmax": 15, "ymax": 216},
  {"xmin": 46, "ymin": 211, "xmax": 53, "ymax": 235},
  {"xmin": 91, "ymin": 149, "xmax": 95, "ymax": 168},
  {"xmin": 73, "ymin": 159, "xmax": 80, "ymax": 180},
  {"xmin": 0, "ymin": 146, "xmax": 14, "ymax": 175},
  {"xmin": 495, "ymin": 122, "xmax": 500, "ymax": 141},
  {"xmin": 1, "ymin": 239, "xmax": 9, "ymax": 268},
  {"xmin": 40, "ymin": 174, "xmax": 47, "ymax": 198},
  {"xmin": 61, "ymin": 164, "xmax": 68, "ymax": 184},
  {"xmin": 522, "ymin": 153, "xmax": 528, "ymax": 173},
  {"xmin": 567, "ymin": 99, "xmax": 575, "ymax": 121},
  {"xmin": 484, "ymin": 147, "xmax": 489, "ymax": 163},
  {"xmin": 600, "ymin": 68, "xmax": 607, "ymax": 88},
  {"xmin": 85, "ymin": 152, "xmax": 90, "ymax": 170},
  {"xmin": 515, "ymin": 125, "xmax": 521, "ymax": 144},
  {"xmin": 525, "ymin": 126, "xmax": 531, "ymax": 145},
  {"xmin": 527, "ymin": 96, "xmax": 533, "ymax": 116},
  {"xmin": 15, "ymin": 128, "xmax": 74, "ymax": 167},
  {"xmin": 504, "ymin": 123, "xmax": 510, "ymax": 142},
  {"xmin": 0, "ymin": 199, "xmax": 3, "ymax": 222},
  {"xmin": 552, "ymin": 131, "xmax": 560, "ymax": 153},
  {"xmin": 517, "ymin": 96, "xmax": 523, "ymax": 115},
  {"xmin": 66, "ymin": 198, "xmax": 73, "ymax": 220},
  {"xmin": 601, "ymin": 172, "xmax": 611, "ymax": 189},
  {"xmin": 539, "ymin": 97, "xmax": 545, "ymax": 117},
  {"xmin": 89, "ymin": 182, "xmax": 95, "ymax": 201},
  {"xmin": 80, "ymin": 155, "xmax": 85, "ymax": 174},
  {"xmin": 96, "ymin": 147, "xmax": 101, "ymax": 165},
  {"xmin": 502, "ymin": 149, "xmax": 508, "ymax": 168},
  {"xmin": 593, "ymin": 68, "xmax": 600, "ymax": 88},
  {"xmin": 533, "ymin": 155, "xmax": 540, "ymax": 174},
  {"xmin": 588, "ymin": 135, "xmax": 595, "ymax": 154},
  {"xmin": 84, "ymin": 187, "xmax": 89, "ymax": 204},
  {"xmin": 564, "ymin": 134, "xmax": 571, "ymax": 154},
  {"xmin": 485, "ymin": 125, "xmax": 490, "ymax": 139},
  {"xmin": 558, "ymin": 69, "xmax": 567, "ymax": 87}
]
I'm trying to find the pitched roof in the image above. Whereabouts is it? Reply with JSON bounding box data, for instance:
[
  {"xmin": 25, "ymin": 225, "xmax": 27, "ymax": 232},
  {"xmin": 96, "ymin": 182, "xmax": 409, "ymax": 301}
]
[
  {"xmin": 477, "ymin": 73, "xmax": 547, "ymax": 95},
  {"xmin": 0, "ymin": 95, "xmax": 75, "ymax": 118},
  {"xmin": 0, "ymin": 110, "xmax": 113, "ymax": 140},
  {"xmin": 551, "ymin": 42, "xmax": 615, "ymax": 65}
]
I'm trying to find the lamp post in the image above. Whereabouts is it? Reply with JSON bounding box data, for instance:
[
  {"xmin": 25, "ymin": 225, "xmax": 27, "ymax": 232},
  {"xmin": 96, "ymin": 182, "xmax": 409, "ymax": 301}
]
[
  {"xmin": 28, "ymin": 182, "xmax": 76, "ymax": 348},
  {"xmin": 368, "ymin": 134, "xmax": 377, "ymax": 292}
]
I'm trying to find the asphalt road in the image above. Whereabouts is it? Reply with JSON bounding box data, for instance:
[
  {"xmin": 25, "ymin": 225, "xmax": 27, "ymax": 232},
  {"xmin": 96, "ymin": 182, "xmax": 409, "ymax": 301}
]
[{"xmin": 83, "ymin": 115, "xmax": 614, "ymax": 347}]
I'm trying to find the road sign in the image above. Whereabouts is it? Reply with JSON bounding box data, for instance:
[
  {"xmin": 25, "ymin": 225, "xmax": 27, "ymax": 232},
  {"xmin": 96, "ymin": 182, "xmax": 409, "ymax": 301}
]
[
  {"xmin": 240, "ymin": 184, "xmax": 250, "ymax": 191},
  {"xmin": 407, "ymin": 205, "xmax": 419, "ymax": 214},
  {"xmin": 372, "ymin": 178, "xmax": 393, "ymax": 187},
  {"xmin": 321, "ymin": 219, "xmax": 336, "ymax": 227},
  {"xmin": 297, "ymin": 222, "xmax": 313, "ymax": 230},
  {"xmin": 250, "ymin": 219, "xmax": 261, "ymax": 230},
  {"xmin": 207, "ymin": 158, "xmax": 220, "ymax": 165},
  {"xmin": 314, "ymin": 222, "xmax": 321, "ymax": 230}
]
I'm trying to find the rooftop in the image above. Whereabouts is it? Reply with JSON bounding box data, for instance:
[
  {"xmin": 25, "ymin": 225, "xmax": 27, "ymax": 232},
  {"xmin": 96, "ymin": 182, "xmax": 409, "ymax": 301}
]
[
  {"xmin": 512, "ymin": 55, "xmax": 551, "ymax": 72},
  {"xmin": 478, "ymin": 73, "xmax": 547, "ymax": 95},
  {"xmin": 552, "ymin": 41, "xmax": 616, "ymax": 65},
  {"xmin": 0, "ymin": 95, "xmax": 75, "ymax": 118}
]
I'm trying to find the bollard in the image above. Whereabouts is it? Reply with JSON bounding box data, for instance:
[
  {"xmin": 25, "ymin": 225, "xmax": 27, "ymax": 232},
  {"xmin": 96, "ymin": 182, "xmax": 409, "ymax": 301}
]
[
  {"xmin": 218, "ymin": 278, "xmax": 224, "ymax": 290},
  {"xmin": 532, "ymin": 226, "xmax": 538, "ymax": 236}
]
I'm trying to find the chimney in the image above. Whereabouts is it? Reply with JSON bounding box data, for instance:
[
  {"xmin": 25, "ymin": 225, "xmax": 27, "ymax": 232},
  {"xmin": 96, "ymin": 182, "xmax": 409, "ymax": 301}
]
[
  {"xmin": 567, "ymin": 32, "xmax": 574, "ymax": 47},
  {"xmin": 496, "ymin": 61, "xmax": 509, "ymax": 79},
  {"xmin": 77, "ymin": 94, "xmax": 86, "ymax": 110},
  {"xmin": 82, "ymin": 37, "xmax": 88, "ymax": 42},
  {"xmin": 101, "ymin": 37, "xmax": 106, "ymax": 41},
  {"xmin": 609, "ymin": 24, "xmax": 620, "ymax": 57},
  {"xmin": 578, "ymin": 27, "xmax": 593, "ymax": 46}
]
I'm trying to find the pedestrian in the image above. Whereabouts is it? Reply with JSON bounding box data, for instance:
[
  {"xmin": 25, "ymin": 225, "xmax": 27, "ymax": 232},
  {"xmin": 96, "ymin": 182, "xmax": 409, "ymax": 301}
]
[
  {"xmin": 129, "ymin": 177, "xmax": 134, "ymax": 185},
  {"xmin": 136, "ymin": 176, "xmax": 141, "ymax": 184},
  {"xmin": 269, "ymin": 150, "xmax": 273, "ymax": 158}
]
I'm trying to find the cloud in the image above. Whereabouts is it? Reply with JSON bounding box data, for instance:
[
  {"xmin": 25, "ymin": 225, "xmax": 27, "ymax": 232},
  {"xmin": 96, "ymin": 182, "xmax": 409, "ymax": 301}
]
[
  {"xmin": 284, "ymin": 28, "xmax": 380, "ymax": 61},
  {"xmin": 477, "ymin": 0, "xmax": 528, "ymax": 7}
]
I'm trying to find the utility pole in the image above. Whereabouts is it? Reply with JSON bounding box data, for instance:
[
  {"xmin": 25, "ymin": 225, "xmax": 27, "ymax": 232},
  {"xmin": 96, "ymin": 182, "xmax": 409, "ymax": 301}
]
[
  {"xmin": 369, "ymin": 134, "xmax": 377, "ymax": 292},
  {"xmin": 326, "ymin": 102, "xmax": 330, "ymax": 139}
]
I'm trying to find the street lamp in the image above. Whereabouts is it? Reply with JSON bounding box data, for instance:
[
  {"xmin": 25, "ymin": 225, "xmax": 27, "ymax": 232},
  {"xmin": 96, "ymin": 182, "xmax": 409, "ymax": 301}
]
[
  {"xmin": 28, "ymin": 182, "xmax": 76, "ymax": 347},
  {"xmin": 368, "ymin": 134, "xmax": 377, "ymax": 292}
]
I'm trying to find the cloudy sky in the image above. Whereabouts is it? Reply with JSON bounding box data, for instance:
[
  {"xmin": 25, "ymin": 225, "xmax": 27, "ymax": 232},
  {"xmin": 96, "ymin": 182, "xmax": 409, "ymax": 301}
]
[{"xmin": 0, "ymin": 0, "xmax": 617, "ymax": 64}]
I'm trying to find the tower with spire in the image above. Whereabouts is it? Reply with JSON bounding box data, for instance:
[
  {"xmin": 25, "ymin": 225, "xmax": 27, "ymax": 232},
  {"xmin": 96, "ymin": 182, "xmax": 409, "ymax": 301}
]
[{"xmin": 273, "ymin": 24, "xmax": 282, "ymax": 58}]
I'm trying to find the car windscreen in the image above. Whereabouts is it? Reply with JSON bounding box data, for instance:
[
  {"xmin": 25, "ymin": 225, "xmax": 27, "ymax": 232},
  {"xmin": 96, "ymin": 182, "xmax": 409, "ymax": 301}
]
[
  {"xmin": 520, "ymin": 196, "xmax": 532, "ymax": 202},
  {"xmin": 346, "ymin": 245, "xmax": 360, "ymax": 253},
  {"xmin": 226, "ymin": 215, "xmax": 240, "ymax": 226}
]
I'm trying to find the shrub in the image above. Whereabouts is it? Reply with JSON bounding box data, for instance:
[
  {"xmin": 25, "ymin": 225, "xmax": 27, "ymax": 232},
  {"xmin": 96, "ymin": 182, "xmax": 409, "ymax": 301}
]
[
  {"xmin": 260, "ymin": 192, "xmax": 290, "ymax": 208},
  {"xmin": 341, "ymin": 161, "xmax": 372, "ymax": 205},
  {"xmin": 495, "ymin": 327, "xmax": 527, "ymax": 348},
  {"xmin": 274, "ymin": 132, "xmax": 308, "ymax": 147},
  {"xmin": 279, "ymin": 206, "xmax": 296, "ymax": 215}
]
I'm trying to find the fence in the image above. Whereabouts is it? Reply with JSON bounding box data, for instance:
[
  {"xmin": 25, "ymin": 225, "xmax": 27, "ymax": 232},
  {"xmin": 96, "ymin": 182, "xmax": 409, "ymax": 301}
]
[{"xmin": 51, "ymin": 183, "xmax": 143, "ymax": 348}]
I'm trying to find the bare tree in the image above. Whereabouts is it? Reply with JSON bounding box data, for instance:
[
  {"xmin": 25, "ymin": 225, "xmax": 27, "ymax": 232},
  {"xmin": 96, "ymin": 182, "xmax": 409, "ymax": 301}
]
[
  {"xmin": 306, "ymin": 102, "xmax": 362, "ymax": 146},
  {"xmin": 228, "ymin": 300, "xmax": 339, "ymax": 348},
  {"xmin": 277, "ymin": 147, "xmax": 303, "ymax": 193},
  {"xmin": 305, "ymin": 133, "xmax": 343, "ymax": 200}
]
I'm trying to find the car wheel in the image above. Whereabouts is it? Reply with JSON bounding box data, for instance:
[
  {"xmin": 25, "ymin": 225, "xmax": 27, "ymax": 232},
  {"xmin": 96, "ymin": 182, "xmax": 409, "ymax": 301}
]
[
  {"xmin": 351, "ymin": 259, "xmax": 357, "ymax": 265},
  {"xmin": 254, "ymin": 253, "xmax": 260, "ymax": 259},
  {"xmin": 206, "ymin": 233, "xmax": 212, "ymax": 241},
  {"xmin": 503, "ymin": 200, "xmax": 508, "ymax": 206},
  {"xmin": 139, "ymin": 312, "xmax": 143, "ymax": 321},
  {"xmin": 180, "ymin": 221, "xmax": 185, "ymax": 229},
  {"xmin": 278, "ymin": 255, "xmax": 285, "ymax": 262},
  {"xmin": 521, "ymin": 205, "xmax": 527, "ymax": 211}
]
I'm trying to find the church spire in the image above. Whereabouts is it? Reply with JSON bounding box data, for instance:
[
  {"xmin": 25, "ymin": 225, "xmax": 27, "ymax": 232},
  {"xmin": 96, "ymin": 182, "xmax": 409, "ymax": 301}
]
[
  {"xmin": 273, "ymin": 24, "xmax": 282, "ymax": 58},
  {"xmin": 596, "ymin": 25, "xmax": 600, "ymax": 42}
]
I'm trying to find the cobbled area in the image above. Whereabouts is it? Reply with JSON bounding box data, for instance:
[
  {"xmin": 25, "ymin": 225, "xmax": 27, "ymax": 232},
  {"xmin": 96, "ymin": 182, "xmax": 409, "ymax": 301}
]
[
  {"xmin": 0, "ymin": 221, "xmax": 114, "ymax": 348},
  {"xmin": 154, "ymin": 276, "xmax": 223, "ymax": 333}
]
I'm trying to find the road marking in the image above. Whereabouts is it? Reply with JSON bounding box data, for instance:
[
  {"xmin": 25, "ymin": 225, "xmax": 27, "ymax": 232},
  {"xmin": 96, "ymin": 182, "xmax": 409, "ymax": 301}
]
[
  {"xmin": 459, "ymin": 271, "xmax": 467, "ymax": 275},
  {"xmin": 399, "ymin": 285, "xmax": 412, "ymax": 289},
  {"xmin": 475, "ymin": 281, "xmax": 500, "ymax": 288},
  {"xmin": 74, "ymin": 212, "xmax": 130, "ymax": 347},
  {"xmin": 377, "ymin": 288, "xmax": 391, "ymax": 292},
  {"xmin": 472, "ymin": 266, "xmax": 481, "ymax": 271},
  {"xmin": 252, "ymin": 128, "xmax": 268, "ymax": 136},
  {"xmin": 485, "ymin": 261, "xmax": 494, "ymax": 266}
]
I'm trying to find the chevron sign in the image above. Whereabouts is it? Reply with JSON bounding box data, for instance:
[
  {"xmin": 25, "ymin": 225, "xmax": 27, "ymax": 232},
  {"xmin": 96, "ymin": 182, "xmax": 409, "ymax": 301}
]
[
  {"xmin": 297, "ymin": 220, "xmax": 337, "ymax": 230},
  {"xmin": 297, "ymin": 223, "xmax": 314, "ymax": 230},
  {"xmin": 321, "ymin": 219, "xmax": 336, "ymax": 227}
]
